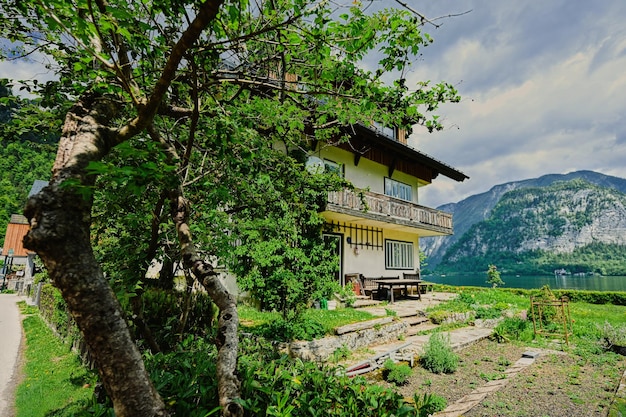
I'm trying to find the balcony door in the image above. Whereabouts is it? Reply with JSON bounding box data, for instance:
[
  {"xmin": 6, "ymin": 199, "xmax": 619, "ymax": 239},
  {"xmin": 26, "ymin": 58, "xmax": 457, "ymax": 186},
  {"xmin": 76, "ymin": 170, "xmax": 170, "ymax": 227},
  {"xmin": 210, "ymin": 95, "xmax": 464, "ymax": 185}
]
[{"xmin": 323, "ymin": 233, "xmax": 343, "ymax": 286}]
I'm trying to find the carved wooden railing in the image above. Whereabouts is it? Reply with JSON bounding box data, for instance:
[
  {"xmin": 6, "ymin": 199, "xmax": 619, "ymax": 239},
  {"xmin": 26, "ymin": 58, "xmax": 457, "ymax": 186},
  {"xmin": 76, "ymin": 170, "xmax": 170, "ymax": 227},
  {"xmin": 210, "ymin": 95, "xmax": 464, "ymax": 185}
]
[{"xmin": 326, "ymin": 189, "xmax": 453, "ymax": 231}]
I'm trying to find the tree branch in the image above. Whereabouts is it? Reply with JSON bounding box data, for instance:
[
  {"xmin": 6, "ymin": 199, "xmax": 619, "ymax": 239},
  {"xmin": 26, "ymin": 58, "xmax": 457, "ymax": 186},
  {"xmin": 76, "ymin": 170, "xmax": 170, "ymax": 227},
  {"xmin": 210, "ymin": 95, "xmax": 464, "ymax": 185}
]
[{"xmin": 115, "ymin": 0, "xmax": 225, "ymax": 144}]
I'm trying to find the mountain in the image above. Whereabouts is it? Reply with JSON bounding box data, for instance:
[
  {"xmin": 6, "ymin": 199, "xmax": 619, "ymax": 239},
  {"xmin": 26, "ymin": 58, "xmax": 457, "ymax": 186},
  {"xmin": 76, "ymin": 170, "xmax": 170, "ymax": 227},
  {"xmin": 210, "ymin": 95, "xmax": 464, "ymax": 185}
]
[{"xmin": 421, "ymin": 171, "xmax": 626, "ymax": 275}]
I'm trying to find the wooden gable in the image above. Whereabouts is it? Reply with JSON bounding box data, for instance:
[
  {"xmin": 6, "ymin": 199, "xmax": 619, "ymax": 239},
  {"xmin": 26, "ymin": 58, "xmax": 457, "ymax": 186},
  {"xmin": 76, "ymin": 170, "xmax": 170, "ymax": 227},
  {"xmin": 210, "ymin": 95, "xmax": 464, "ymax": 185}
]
[{"xmin": 3, "ymin": 214, "xmax": 30, "ymax": 257}]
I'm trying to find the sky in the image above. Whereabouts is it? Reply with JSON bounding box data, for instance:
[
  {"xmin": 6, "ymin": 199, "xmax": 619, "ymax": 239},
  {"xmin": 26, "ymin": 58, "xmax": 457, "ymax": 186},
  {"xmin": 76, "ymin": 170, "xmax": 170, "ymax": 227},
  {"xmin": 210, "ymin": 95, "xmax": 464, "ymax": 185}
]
[
  {"xmin": 2, "ymin": 1, "xmax": 626, "ymax": 208},
  {"xmin": 404, "ymin": 0, "xmax": 626, "ymax": 207}
]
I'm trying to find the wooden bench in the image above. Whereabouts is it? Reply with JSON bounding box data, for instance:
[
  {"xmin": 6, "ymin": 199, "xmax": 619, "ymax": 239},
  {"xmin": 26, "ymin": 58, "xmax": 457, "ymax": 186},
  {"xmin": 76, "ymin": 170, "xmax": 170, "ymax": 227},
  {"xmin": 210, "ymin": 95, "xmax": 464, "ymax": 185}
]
[
  {"xmin": 418, "ymin": 282, "xmax": 435, "ymax": 294},
  {"xmin": 402, "ymin": 274, "xmax": 434, "ymax": 294},
  {"xmin": 362, "ymin": 276, "xmax": 400, "ymax": 300},
  {"xmin": 402, "ymin": 273, "xmax": 420, "ymax": 295}
]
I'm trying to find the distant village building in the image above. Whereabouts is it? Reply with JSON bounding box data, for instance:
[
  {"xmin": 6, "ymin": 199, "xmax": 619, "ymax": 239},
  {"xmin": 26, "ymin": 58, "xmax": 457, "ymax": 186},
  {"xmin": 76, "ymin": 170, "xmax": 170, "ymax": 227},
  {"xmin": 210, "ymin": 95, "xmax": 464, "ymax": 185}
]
[
  {"xmin": 2, "ymin": 214, "xmax": 35, "ymax": 293},
  {"xmin": 1, "ymin": 180, "xmax": 48, "ymax": 294}
]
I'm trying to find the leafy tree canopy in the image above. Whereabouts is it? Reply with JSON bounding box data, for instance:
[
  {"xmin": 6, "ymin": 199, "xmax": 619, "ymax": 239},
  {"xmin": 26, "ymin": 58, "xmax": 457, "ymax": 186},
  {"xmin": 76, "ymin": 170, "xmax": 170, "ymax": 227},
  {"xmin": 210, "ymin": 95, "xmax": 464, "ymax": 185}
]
[{"xmin": 0, "ymin": 1, "xmax": 462, "ymax": 415}]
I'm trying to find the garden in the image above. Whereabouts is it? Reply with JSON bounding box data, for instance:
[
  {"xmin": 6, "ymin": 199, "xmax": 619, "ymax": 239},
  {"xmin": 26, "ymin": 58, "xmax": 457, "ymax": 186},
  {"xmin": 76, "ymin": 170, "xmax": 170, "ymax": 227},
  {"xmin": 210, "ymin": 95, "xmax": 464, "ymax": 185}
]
[{"xmin": 13, "ymin": 284, "xmax": 626, "ymax": 416}]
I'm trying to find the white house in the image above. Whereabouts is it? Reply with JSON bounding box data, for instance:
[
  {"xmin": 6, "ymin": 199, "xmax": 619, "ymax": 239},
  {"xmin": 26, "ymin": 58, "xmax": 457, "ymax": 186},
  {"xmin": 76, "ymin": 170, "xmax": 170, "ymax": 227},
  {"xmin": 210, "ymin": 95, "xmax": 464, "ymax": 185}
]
[{"xmin": 313, "ymin": 123, "xmax": 468, "ymax": 286}]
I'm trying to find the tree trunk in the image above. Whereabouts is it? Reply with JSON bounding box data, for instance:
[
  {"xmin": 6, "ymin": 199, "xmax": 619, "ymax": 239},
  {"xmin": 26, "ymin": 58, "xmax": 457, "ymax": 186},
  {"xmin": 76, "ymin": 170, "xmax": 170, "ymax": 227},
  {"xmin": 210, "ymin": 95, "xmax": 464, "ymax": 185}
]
[
  {"xmin": 24, "ymin": 95, "xmax": 169, "ymax": 417},
  {"xmin": 170, "ymin": 193, "xmax": 243, "ymax": 417}
]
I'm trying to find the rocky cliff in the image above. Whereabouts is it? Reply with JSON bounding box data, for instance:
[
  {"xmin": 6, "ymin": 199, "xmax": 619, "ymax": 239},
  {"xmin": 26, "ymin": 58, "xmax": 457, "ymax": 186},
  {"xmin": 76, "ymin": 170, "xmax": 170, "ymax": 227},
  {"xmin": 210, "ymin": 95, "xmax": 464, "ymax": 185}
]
[{"xmin": 422, "ymin": 171, "xmax": 626, "ymax": 274}]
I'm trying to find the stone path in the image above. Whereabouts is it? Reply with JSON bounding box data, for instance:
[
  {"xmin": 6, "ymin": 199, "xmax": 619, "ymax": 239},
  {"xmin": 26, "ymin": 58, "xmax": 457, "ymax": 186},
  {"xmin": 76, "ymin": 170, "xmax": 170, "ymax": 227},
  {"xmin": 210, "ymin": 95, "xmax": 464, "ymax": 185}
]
[
  {"xmin": 352, "ymin": 293, "xmax": 548, "ymax": 416},
  {"xmin": 433, "ymin": 352, "xmax": 541, "ymax": 417},
  {"xmin": 0, "ymin": 294, "xmax": 24, "ymax": 417}
]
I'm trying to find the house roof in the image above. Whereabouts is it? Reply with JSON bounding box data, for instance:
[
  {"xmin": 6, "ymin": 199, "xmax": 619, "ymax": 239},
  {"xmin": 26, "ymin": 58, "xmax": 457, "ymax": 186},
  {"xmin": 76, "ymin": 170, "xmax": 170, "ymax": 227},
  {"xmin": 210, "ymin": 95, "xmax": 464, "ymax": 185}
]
[
  {"xmin": 3, "ymin": 215, "xmax": 30, "ymax": 257},
  {"xmin": 345, "ymin": 124, "xmax": 469, "ymax": 183},
  {"xmin": 29, "ymin": 180, "xmax": 48, "ymax": 197}
]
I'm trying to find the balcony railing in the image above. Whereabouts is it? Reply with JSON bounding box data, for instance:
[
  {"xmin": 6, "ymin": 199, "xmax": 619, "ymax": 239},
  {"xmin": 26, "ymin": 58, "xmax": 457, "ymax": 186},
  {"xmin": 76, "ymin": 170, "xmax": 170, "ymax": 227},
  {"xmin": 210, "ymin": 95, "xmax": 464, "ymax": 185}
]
[{"xmin": 326, "ymin": 189, "xmax": 453, "ymax": 233}]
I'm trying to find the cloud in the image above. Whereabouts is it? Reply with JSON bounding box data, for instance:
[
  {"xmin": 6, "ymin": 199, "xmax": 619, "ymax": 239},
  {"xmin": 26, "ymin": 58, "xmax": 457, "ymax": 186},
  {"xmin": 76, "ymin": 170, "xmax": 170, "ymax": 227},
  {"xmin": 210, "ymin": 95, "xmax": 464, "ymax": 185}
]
[{"xmin": 407, "ymin": 0, "xmax": 626, "ymax": 208}]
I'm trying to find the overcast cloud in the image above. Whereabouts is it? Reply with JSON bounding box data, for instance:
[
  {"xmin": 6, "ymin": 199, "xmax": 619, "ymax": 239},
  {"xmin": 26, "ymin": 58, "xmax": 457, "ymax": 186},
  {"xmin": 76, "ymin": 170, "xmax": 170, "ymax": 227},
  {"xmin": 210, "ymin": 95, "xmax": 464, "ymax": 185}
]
[{"xmin": 407, "ymin": 0, "xmax": 626, "ymax": 207}]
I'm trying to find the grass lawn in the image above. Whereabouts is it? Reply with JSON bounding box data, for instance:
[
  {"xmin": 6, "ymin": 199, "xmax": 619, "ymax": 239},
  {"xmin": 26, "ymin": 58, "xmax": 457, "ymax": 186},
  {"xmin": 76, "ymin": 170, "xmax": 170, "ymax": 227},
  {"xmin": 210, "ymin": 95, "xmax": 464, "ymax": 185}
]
[{"xmin": 15, "ymin": 302, "xmax": 97, "ymax": 417}]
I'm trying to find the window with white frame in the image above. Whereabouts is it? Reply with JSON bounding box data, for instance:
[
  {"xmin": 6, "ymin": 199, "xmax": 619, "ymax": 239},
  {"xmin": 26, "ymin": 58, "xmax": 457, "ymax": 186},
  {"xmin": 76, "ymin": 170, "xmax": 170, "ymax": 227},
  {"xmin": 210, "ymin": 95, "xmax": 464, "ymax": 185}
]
[
  {"xmin": 385, "ymin": 239, "xmax": 414, "ymax": 270},
  {"xmin": 384, "ymin": 177, "xmax": 412, "ymax": 202}
]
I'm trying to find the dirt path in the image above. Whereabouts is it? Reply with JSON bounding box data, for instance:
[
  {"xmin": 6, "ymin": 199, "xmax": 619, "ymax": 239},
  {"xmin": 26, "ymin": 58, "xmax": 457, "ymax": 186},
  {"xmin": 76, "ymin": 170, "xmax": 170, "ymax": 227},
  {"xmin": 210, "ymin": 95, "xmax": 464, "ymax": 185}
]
[{"xmin": 0, "ymin": 294, "xmax": 25, "ymax": 417}]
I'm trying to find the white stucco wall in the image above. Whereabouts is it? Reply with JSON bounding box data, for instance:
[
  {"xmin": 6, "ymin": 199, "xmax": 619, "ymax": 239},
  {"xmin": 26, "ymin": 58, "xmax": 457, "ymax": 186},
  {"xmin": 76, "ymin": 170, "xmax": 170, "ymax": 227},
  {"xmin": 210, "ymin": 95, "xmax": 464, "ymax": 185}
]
[
  {"xmin": 342, "ymin": 229, "xmax": 420, "ymax": 279},
  {"xmin": 317, "ymin": 146, "xmax": 424, "ymax": 205}
]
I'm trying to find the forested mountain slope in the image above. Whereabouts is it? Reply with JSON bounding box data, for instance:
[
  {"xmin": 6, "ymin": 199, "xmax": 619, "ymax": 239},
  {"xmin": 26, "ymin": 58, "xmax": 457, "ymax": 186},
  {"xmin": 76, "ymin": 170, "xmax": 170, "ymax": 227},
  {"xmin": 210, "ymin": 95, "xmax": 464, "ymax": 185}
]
[
  {"xmin": 0, "ymin": 80, "xmax": 59, "ymax": 244},
  {"xmin": 422, "ymin": 172, "xmax": 626, "ymax": 275}
]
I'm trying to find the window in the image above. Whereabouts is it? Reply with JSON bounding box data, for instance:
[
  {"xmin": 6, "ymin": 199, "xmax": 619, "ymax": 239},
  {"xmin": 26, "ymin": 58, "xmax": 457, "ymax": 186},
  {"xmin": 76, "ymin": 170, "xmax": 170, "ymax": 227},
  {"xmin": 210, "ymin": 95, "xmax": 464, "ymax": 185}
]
[
  {"xmin": 384, "ymin": 178, "xmax": 412, "ymax": 202},
  {"xmin": 324, "ymin": 159, "xmax": 343, "ymax": 177},
  {"xmin": 385, "ymin": 240, "xmax": 414, "ymax": 270}
]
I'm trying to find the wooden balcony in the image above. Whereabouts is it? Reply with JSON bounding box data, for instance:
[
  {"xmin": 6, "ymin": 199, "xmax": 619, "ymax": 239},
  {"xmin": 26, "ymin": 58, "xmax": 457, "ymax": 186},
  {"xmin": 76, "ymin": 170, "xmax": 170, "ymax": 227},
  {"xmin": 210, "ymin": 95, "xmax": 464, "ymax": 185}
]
[{"xmin": 325, "ymin": 189, "xmax": 454, "ymax": 235}]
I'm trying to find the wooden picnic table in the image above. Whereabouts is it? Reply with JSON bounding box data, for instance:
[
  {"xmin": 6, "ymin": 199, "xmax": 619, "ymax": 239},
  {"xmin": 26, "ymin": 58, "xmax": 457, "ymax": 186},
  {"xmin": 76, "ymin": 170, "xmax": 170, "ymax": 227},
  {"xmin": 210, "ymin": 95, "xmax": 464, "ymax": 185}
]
[{"xmin": 373, "ymin": 278, "xmax": 422, "ymax": 303}]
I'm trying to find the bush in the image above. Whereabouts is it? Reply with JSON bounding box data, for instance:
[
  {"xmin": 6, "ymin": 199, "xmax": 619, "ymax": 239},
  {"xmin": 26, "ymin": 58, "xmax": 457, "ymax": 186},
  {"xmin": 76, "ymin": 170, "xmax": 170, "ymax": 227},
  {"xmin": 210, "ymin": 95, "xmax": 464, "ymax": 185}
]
[
  {"xmin": 261, "ymin": 316, "xmax": 326, "ymax": 341},
  {"xmin": 420, "ymin": 332, "xmax": 459, "ymax": 374},
  {"xmin": 474, "ymin": 306, "xmax": 501, "ymax": 320},
  {"xmin": 382, "ymin": 359, "xmax": 412, "ymax": 386},
  {"xmin": 494, "ymin": 317, "xmax": 533, "ymax": 342},
  {"xmin": 428, "ymin": 310, "xmax": 450, "ymax": 325},
  {"xmin": 598, "ymin": 321, "xmax": 626, "ymax": 350},
  {"xmin": 140, "ymin": 288, "xmax": 216, "ymax": 351},
  {"xmin": 493, "ymin": 317, "xmax": 533, "ymax": 342}
]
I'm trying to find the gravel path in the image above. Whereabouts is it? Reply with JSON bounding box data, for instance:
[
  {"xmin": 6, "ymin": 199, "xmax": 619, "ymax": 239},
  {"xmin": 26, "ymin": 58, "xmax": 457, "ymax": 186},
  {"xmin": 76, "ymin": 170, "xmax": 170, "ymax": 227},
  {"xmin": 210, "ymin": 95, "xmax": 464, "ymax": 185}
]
[{"xmin": 0, "ymin": 294, "xmax": 24, "ymax": 417}]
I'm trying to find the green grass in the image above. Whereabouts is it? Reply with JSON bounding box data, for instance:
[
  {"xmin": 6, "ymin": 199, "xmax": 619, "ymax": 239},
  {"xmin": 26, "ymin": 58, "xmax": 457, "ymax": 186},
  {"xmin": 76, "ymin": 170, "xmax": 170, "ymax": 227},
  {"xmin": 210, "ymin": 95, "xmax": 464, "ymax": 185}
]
[
  {"xmin": 238, "ymin": 304, "xmax": 376, "ymax": 335},
  {"xmin": 15, "ymin": 302, "xmax": 97, "ymax": 417}
]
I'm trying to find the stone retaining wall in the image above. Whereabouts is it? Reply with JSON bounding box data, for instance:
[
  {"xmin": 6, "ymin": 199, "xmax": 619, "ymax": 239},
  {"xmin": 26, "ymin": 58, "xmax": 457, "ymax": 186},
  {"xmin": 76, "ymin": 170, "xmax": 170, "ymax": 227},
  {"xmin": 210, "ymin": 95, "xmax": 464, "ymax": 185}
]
[{"xmin": 286, "ymin": 320, "xmax": 408, "ymax": 362}]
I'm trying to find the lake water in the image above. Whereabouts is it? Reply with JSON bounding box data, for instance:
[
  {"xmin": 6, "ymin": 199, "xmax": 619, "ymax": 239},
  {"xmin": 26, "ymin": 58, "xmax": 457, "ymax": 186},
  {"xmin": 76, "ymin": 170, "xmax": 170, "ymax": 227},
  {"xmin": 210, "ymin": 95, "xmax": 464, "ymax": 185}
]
[{"xmin": 424, "ymin": 274, "xmax": 626, "ymax": 292}]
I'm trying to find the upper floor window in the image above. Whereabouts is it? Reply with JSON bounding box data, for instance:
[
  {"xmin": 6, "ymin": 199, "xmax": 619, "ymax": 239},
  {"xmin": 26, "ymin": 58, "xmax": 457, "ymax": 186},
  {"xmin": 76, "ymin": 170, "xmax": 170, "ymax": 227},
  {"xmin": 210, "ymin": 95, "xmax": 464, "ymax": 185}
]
[
  {"xmin": 324, "ymin": 159, "xmax": 344, "ymax": 177},
  {"xmin": 384, "ymin": 178, "xmax": 412, "ymax": 202}
]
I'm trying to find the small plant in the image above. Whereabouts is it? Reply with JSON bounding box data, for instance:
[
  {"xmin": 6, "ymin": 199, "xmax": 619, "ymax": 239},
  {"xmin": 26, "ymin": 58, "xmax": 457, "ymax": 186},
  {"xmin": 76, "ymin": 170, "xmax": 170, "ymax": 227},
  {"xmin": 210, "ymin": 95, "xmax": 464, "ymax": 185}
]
[
  {"xmin": 382, "ymin": 359, "xmax": 412, "ymax": 386},
  {"xmin": 598, "ymin": 321, "xmax": 626, "ymax": 351},
  {"xmin": 428, "ymin": 310, "xmax": 450, "ymax": 325},
  {"xmin": 486, "ymin": 264, "xmax": 505, "ymax": 288},
  {"xmin": 493, "ymin": 316, "xmax": 533, "ymax": 342},
  {"xmin": 385, "ymin": 307, "xmax": 397, "ymax": 317},
  {"xmin": 337, "ymin": 285, "xmax": 357, "ymax": 308},
  {"xmin": 479, "ymin": 371, "xmax": 506, "ymax": 381},
  {"xmin": 413, "ymin": 393, "xmax": 447, "ymax": 417},
  {"xmin": 497, "ymin": 356, "xmax": 511, "ymax": 367},
  {"xmin": 330, "ymin": 344, "xmax": 351, "ymax": 363},
  {"xmin": 420, "ymin": 332, "xmax": 459, "ymax": 374}
]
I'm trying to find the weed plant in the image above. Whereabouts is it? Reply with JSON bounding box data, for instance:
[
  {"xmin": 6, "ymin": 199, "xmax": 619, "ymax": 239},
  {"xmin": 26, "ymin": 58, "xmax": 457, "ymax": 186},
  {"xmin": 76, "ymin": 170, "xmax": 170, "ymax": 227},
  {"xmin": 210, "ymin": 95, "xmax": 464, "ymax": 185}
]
[{"xmin": 420, "ymin": 332, "xmax": 459, "ymax": 374}]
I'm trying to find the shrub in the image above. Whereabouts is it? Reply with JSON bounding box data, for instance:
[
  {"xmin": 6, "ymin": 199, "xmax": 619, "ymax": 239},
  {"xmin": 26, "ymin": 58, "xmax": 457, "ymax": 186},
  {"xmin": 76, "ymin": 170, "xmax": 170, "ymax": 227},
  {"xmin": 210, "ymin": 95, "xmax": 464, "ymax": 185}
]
[
  {"xmin": 474, "ymin": 306, "xmax": 501, "ymax": 320},
  {"xmin": 140, "ymin": 288, "xmax": 216, "ymax": 351},
  {"xmin": 493, "ymin": 317, "xmax": 533, "ymax": 342},
  {"xmin": 428, "ymin": 310, "xmax": 450, "ymax": 325},
  {"xmin": 598, "ymin": 321, "xmax": 626, "ymax": 350},
  {"xmin": 486, "ymin": 264, "xmax": 504, "ymax": 288},
  {"xmin": 382, "ymin": 359, "xmax": 412, "ymax": 386},
  {"xmin": 420, "ymin": 332, "xmax": 459, "ymax": 374},
  {"xmin": 262, "ymin": 316, "xmax": 326, "ymax": 341}
]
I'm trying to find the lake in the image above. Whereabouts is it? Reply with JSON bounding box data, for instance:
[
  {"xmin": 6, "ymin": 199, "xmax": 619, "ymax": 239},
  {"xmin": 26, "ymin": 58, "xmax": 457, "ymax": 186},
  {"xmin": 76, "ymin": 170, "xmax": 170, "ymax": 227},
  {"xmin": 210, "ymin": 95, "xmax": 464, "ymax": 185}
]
[{"xmin": 424, "ymin": 274, "xmax": 626, "ymax": 292}]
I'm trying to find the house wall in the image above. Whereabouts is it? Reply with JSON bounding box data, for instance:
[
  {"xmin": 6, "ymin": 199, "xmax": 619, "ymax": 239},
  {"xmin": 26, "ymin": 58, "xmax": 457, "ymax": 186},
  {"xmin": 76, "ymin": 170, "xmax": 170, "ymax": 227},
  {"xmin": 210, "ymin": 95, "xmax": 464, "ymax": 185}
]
[
  {"xmin": 341, "ymin": 227, "xmax": 419, "ymax": 279},
  {"xmin": 317, "ymin": 146, "xmax": 425, "ymax": 205},
  {"xmin": 315, "ymin": 145, "xmax": 429, "ymax": 280}
]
